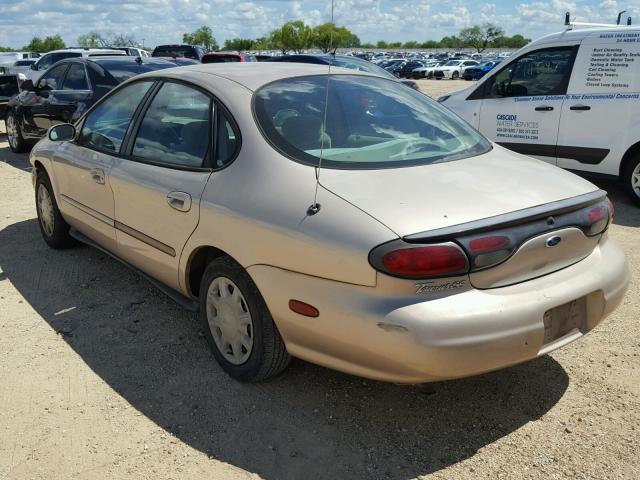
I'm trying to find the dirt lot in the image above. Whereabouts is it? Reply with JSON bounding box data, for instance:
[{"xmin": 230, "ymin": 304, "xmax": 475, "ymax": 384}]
[{"xmin": 0, "ymin": 79, "xmax": 639, "ymax": 480}]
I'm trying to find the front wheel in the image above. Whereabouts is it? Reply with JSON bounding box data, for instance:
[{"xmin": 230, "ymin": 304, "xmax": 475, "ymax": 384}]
[
  {"xmin": 199, "ymin": 256, "xmax": 291, "ymax": 382},
  {"xmin": 6, "ymin": 112, "xmax": 29, "ymax": 153},
  {"xmin": 622, "ymin": 155, "xmax": 640, "ymax": 206},
  {"xmin": 35, "ymin": 169, "xmax": 77, "ymax": 249},
  {"xmin": 452, "ymin": 71, "xmax": 460, "ymax": 80}
]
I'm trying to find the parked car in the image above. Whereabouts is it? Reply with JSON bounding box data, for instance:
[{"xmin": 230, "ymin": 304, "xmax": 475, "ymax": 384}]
[
  {"xmin": 26, "ymin": 48, "xmax": 127, "ymax": 82},
  {"xmin": 151, "ymin": 44, "xmax": 206, "ymax": 61},
  {"xmin": 31, "ymin": 63, "xmax": 628, "ymax": 383},
  {"xmin": 433, "ymin": 60, "xmax": 479, "ymax": 79},
  {"xmin": 462, "ymin": 60, "xmax": 500, "ymax": 80},
  {"xmin": 398, "ymin": 60, "xmax": 426, "ymax": 78},
  {"xmin": 10, "ymin": 59, "xmax": 37, "ymax": 76},
  {"xmin": 202, "ymin": 52, "xmax": 257, "ymax": 63},
  {"xmin": 113, "ymin": 47, "xmax": 151, "ymax": 57},
  {"xmin": 439, "ymin": 25, "xmax": 640, "ymax": 205},
  {"xmin": 411, "ymin": 61, "xmax": 443, "ymax": 79},
  {"xmin": 265, "ymin": 54, "xmax": 420, "ymax": 91},
  {"xmin": 5, "ymin": 56, "xmax": 177, "ymax": 153},
  {"xmin": 0, "ymin": 74, "xmax": 20, "ymax": 118}
]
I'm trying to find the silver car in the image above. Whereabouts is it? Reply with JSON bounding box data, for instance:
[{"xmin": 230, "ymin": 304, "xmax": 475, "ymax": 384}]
[{"xmin": 30, "ymin": 63, "xmax": 630, "ymax": 383}]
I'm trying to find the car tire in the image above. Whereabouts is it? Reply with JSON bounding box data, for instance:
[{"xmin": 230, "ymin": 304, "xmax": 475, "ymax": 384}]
[
  {"xmin": 35, "ymin": 169, "xmax": 77, "ymax": 249},
  {"xmin": 199, "ymin": 256, "xmax": 291, "ymax": 382},
  {"xmin": 622, "ymin": 154, "xmax": 640, "ymax": 206},
  {"xmin": 5, "ymin": 111, "xmax": 29, "ymax": 153},
  {"xmin": 452, "ymin": 71, "xmax": 460, "ymax": 80}
]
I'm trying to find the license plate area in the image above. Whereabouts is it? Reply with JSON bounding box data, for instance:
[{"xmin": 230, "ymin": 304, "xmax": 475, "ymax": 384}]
[{"xmin": 543, "ymin": 297, "xmax": 587, "ymax": 344}]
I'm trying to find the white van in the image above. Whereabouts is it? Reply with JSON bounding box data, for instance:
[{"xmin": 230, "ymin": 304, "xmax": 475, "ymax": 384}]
[{"xmin": 439, "ymin": 25, "xmax": 640, "ymax": 205}]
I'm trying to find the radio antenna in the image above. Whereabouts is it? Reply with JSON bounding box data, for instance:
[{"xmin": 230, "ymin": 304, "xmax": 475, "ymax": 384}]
[{"xmin": 307, "ymin": 0, "xmax": 334, "ymax": 216}]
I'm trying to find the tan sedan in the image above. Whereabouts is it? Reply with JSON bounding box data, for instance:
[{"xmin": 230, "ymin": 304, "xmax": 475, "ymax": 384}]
[{"xmin": 30, "ymin": 63, "xmax": 630, "ymax": 382}]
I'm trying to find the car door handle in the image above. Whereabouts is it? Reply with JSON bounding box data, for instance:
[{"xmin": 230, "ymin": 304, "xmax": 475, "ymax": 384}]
[
  {"xmin": 535, "ymin": 106, "xmax": 554, "ymax": 111},
  {"xmin": 569, "ymin": 104, "xmax": 591, "ymax": 111},
  {"xmin": 90, "ymin": 168, "xmax": 105, "ymax": 185},
  {"xmin": 166, "ymin": 192, "xmax": 192, "ymax": 212}
]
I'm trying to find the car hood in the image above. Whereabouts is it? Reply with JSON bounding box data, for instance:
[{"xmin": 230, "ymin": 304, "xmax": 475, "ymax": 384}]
[{"xmin": 318, "ymin": 145, "xmax": 599, "ymax": 238}]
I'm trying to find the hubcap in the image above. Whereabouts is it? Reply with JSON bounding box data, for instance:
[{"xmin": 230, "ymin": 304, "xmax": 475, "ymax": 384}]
[
  {"xmin": 6, "ymin": 115, "xmax": 18, "ymax": 149},
  {"xmin": 632, "ymin": 162, "xmax": 640, "ymax": 198},
  {"xmin": 206, "ymin": 277, "xmax": 254, "ymax": 365},
  {"xmin": 37, "ymin": 184, "xmax": 55, "ymax": 237}
]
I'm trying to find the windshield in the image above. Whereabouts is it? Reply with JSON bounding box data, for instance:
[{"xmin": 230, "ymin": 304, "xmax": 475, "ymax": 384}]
[
  {"xmin": 444, "ymin": 61, "xmax": 461, "ymax": 66},
  {"xmin": 254, "ymin": 75, "xmax": 491, "ymax": 170},
  {"xmin": 202, "ymin": 55, "xmax": 241, "ymax": 64}
]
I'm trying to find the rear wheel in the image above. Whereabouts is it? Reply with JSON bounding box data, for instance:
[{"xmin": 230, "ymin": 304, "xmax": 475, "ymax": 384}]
[
  {"xmin": 5, "ymin": 112, "xmax": 29, "ymax": 153},
  {"xmin": 35, "ymin": 169, "xmax": 77, "ymax": 248},
  {"xmin": 622, "ymin": 154, "xmax": 640, "ymax": 206},
  {"xmin": 199, "ymin": 256, "xmax": 290, "ymax": 382}
]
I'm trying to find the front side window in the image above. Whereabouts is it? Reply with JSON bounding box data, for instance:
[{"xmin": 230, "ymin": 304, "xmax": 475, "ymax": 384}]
[
  {"xmin": 482, "ymin": 47, "xmax": 576, "ymax": 98},
  {"xmin": 132, "ymin": 82, "xmax": 211, "ymax": 168},
  {"xmin": 80, "ymin": 81, "xmax": 153, "ymax": 153},
  {"xmin": 254, "ymin": 75, "xmax": 491, "ymax": 169},
  {"xmin": 62, "ymin": 64, "xmax": 89, "ymax": 90},
  {"xmin": 37, "ymin": 64, "xmax": 68, "ymax": 90}
]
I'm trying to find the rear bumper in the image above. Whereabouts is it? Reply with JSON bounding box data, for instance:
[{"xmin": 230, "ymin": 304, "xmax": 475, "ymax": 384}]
[{"xmin": 248, "ymin": 236, "xmax": 629, "ymax": 383}]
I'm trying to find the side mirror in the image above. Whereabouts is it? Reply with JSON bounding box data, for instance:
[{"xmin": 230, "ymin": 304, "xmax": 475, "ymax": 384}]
[
  {"xmin": 20, "ymin": 79, "xmax": 35, "ymax": 92},
  {"xmin": 30, "ymin": 63, "xmax": 38, "ymax": 71},
  {"xmin": 48, "ymin": 124, "xmax": 76, "ymax": 142}
]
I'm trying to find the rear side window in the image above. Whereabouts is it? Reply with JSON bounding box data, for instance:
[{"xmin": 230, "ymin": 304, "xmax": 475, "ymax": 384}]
[
  {"xmin": 62, "ymin": 64, "xmax": 89, "ymax": 90},
  {"xmin": 80, "ymin": 81, "xmax": 153, "ymax": 154},
  {"xmin": 254, "ymin": 75, "xmax": 491, "ymax": 169},
  {"xmin": 132, "ymin": 82, "xmax": 211, "ymax": 168},
  {"xmin": 215, "ymin": 111, "xmax": 240, "ymax": 168}
]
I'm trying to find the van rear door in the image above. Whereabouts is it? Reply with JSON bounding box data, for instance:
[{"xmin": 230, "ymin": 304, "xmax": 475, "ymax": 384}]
[
  {"xmin": 474, "ymin": 44, "xmax": 579, "ymax": 165},
  {"xmin": 557, "ymin": 30, "xmax": 640, "ymax": 176}
]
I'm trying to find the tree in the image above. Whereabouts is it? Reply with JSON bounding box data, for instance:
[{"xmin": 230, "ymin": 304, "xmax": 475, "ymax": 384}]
[
  {"xmin": 440, "ymin": 35, "xmax": 462, "ymax": 48},
  {"xmin": 312, "ymin": 22, "xmax": 359, "ymax": 53},
  {"xmin": 403, "ymin": 41, "xmax": 419, "ymax": 49},
  {"xmin": 110, "ymin": 33, "xmax": 137, "ymax": 47},
  {"xmin": 376, "ymin": 40, "xmax": 389, "ymax": 49},
  {"xmin": 24, "ymin": 35, "xmax": 65, "ymax": 53},
  {"xmin": 223, "ymin": 38, "xmax": 254, "ymax": 51},
  {"xmin": 459, "ymin": 23, "xmax": 504, "ymax": 53},
  {"xmin": 77, "ymin": 31, "xmax": 103, "ymax": 48},
  {"xmin": 420, "ymin": 40, "xmax": 440, "ymax": 48},
  {"xmin": 183, "ymin": 26, "xmax": 218, "ymax": 51},
  {"xmin": 252, "ymin": 36, "xmax": 273, "ymax": 50},
  {"xmin": 270, "ymin": 21, "xmax": 313, "ymax": 54}
]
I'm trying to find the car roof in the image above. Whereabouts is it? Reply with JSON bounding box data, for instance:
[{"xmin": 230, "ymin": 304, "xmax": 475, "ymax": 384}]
[
  {"xmin": 138, "ymin": 62, "xmax": 373, "ymax": 92},
  {"xmin": 45, "ymin": 48, "xmax": 125, "ymax": 54},
  {"xmin": 533, "ymin": 26, "xmax": 640, "ymax": 44}
]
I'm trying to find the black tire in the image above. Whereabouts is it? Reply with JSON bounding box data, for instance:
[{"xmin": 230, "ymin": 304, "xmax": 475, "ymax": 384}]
[
  {"xmin": 199, "ymin": 256, "xmax": 290, "ymax": 382},
  {"xmin": 622, "ymin": 154, "xmax": 640, "ymax": 206},
  {"xmin": 5, "ymin": 111, "xmax": 30, "ymax": 153},
  {"xmin": 35, "ymin": 169, "xmax": 77, "ymax": 249},
  {"xmin": 452, "ymin": 71, "xmax": 460, "ymax": 80}
]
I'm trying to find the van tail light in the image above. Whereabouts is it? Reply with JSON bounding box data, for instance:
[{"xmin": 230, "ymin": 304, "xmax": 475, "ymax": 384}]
[{"xmin": 369, "ymin": 241, "xmax": 469, "ymax": 279}]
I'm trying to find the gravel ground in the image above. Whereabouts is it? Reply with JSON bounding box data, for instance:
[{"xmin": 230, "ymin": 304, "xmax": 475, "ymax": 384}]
[{"xmin": 0, "ymin": 79, "xmax": 638, "ymax": 480}]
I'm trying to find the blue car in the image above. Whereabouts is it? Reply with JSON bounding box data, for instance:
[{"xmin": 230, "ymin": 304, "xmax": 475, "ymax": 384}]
[{"xmin": 462, "ymin": 60, "xmax": 500, "ymax": 80}]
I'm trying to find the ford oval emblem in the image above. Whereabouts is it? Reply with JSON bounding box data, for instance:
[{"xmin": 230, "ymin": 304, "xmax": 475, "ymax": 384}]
[{"xmin": 546, "ymin": 236, "xmax": 562, "ymax": 247}]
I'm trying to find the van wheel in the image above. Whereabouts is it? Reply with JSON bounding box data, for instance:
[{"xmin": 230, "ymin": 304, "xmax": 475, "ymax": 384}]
[
  {"xmin": 199, "ymin": 256, "xmax": 291, "ymax": 382},
  {"xmin": 35, "ymin": 169, "xmax": 77, "ymax": 249},
  {"xmin": 622, "ymin": 155, "xmax": 640, "ymax": 206}
]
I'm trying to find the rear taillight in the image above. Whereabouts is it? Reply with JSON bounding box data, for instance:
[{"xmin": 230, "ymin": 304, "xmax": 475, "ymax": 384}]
[
  {"xmin": 585, "ymin": 199, "xmax": 612, "ymax": 236},
  {"xmin": 459, "ymin": 234, "xmax": 516, "ymax": 270},
  {"xmin": 370, "ymin": 242, "xmax": 469, "ymax": 279}
]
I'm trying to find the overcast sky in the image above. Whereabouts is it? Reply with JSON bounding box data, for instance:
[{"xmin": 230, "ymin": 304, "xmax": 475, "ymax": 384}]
[{"xmin": 0, "ymin": 0, "xmax": 638, "ymax": 49}]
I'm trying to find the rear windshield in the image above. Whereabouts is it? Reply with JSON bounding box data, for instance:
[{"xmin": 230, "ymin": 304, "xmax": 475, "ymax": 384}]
[
  {"xmin": 202, "ymin": 55, "xmax": 241, "ymax": 64},
  {"xmin": 254, "ymin": 75, "xmax": 491, "ymax": 169},
  {"xmin": 152, "ymin": 46, "xmax": 197, "ymax": 59},
  {"xmin": 100, "ymin": 61, "xmax": 176, "ymax": 83}
]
